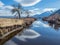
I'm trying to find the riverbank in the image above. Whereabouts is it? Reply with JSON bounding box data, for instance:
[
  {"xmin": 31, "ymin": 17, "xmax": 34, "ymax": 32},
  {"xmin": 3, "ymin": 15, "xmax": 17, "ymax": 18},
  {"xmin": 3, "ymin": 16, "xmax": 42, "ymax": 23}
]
[{"xmin": 0, "ymin": 17, "xmax": 36, "ymax": 45}]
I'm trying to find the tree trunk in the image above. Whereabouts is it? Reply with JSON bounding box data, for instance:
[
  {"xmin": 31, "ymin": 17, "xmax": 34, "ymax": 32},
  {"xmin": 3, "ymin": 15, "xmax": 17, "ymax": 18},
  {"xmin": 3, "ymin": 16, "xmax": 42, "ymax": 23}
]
[{"xmin": 17, "ymin": 11, "xmax": 20, "ymax": 19}]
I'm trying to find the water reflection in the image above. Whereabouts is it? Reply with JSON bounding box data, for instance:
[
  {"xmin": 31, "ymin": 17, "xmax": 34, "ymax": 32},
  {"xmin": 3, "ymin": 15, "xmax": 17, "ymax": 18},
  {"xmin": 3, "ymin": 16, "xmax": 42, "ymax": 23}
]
[
  {"xmin": 4, "ymin": 29, "xmax": 40, "ymax": 45},
  {"xmin": 4, "ymin": 20, "xmax": 60, "ymax": 45},
  {"xmin": 32, "ymin": 20, "xmax": 49, "ymax": 27},
  {"xmin": 15, "ymin": 29, "xmax": 40, "ymax": 41}
]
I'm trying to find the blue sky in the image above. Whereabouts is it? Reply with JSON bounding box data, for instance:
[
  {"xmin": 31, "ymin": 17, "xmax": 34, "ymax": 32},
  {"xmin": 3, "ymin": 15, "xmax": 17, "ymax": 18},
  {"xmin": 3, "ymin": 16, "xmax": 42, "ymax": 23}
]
[
  {"xmin": 0, "ymin": 0, "xmax": 60, "ymax": 9},
  {"xmin": 0, "ymin": 0, "xmax": 60, "ymax": 16}
]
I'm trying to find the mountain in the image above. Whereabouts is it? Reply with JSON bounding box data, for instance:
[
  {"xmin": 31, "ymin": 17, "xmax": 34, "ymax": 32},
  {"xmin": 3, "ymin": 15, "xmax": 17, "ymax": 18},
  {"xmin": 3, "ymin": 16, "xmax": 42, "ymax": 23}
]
[
  {"xmin": 31, "ymin": 10, "xmax": 56, "ymax": 19},
  {"xmin": 0, "ymin": 16, "xmax": 16, "ymax": 18},
  {"xmin": 0, "ymin": 9, "xmax": 57, "ymax": 19},
  {"xmin": 41, "ymin": 9, "xmax": 60, "ymax": 29},
  {"xmin": 50, "ymin": 9, "xmax": 60, "ymax": 16}
]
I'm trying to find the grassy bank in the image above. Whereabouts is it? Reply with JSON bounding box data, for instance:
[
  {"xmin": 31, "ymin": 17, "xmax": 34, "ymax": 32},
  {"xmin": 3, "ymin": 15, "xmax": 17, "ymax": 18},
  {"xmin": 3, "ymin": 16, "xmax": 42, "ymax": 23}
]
[{"xmin": 0, "ymin": 18, "xmax": 36, "ymax": 45}]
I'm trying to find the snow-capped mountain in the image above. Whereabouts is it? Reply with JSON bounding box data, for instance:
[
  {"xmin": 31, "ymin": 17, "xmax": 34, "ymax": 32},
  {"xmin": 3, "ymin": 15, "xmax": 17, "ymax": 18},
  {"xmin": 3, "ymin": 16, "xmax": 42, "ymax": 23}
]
[
  {"xmin": 31, "ymin": 10, "xmax": 57, "ymax": 19},
  {"xmin": 51, "ymin": 9, "xmax": 60, "ymax": 15}
]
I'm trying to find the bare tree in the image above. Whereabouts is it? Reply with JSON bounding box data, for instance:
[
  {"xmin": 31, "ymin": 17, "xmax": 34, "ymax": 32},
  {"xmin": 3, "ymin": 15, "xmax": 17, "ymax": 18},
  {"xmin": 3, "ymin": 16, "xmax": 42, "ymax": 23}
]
[
  {"xmin": 11, "ymin": 4, "xmax": 22, "ymax": 19},
  {"xmin": 25, "ymin": 10, "xmax": 30, "ymax": 18}
]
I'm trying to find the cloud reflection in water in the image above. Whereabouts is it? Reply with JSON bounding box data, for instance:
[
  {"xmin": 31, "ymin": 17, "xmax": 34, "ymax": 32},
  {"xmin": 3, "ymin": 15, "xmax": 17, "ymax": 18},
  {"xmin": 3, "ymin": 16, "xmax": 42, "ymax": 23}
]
[{"xmin": 15, "ymin": 29, "xmax": 40, "ymax": 41}]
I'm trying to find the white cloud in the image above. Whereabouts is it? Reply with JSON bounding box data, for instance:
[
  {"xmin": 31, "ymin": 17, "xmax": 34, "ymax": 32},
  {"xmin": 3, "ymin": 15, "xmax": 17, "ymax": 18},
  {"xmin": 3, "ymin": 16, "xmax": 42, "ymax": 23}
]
[
  {"xmin": 32, "ymin": 21, "xmax": 49, "ymax": 27},
  {"xmin": 0, "ymin": 1, "xmax": 14, "ymax": 16},
  {"xmin": 0, "ymin": 5, "xmax": 14, "ymax": 10},
  {"xmin": 15, "ymin": 29, "xmax": 40, "ymax": 41},
  {"xmin": 19, "ymin": 8, "xmax": 41, "ymax": 17},
  {"xmin": 14, "ymin": 0, "xmax": 41, "ymax": 6},
  {"xmin": 22, "ymin": 8, "xmax": 56, "ymax": 17},
  {"xmin": 27, "ymin": 8, "xmax": 57, "ymax": 16},
  {"xmin": 0, "ymin": 5, "xmax": 15, "ymax": 16},
  {"xmin": 4, "ymin": 6, "xmax": 14, "ymax": 9},
  {"xmin": 0, "ymin": 6, "xmax": 57, "ymax": 16},
  {"xmin": 43, "ymin": 8, "xmax": 56, "ymax": 12},
  {"xmin": 0, "ymin": 9, "xmax": 13, "ymax": 16},
  {"xmin": 29, "ymin": 9, "xmax": 40, "ymax": 16},
  {"xmin": 21, "ymin": 8, "xmax": 40, "ymax": 17},
  {"xmin": 0, "ymin": 1, "xmax": 4, "ymax": 7}
]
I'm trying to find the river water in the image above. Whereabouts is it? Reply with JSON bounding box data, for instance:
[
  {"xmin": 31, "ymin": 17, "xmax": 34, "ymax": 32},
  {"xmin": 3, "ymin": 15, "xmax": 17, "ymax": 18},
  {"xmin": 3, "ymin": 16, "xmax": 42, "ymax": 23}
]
[{"xmin": 4, "ymin": 19, "xmax": 60, "ymax": 45}]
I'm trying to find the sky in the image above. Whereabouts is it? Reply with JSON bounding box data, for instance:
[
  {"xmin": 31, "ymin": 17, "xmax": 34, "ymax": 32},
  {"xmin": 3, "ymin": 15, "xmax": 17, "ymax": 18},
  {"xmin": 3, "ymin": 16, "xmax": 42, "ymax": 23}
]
[
  {"xmin": 1, "ymin": 0, "xmax": 60, "ymax": 44},
  {"xmin": 0, "ymin": 0, "xmax": 60, "ymax": 16}
]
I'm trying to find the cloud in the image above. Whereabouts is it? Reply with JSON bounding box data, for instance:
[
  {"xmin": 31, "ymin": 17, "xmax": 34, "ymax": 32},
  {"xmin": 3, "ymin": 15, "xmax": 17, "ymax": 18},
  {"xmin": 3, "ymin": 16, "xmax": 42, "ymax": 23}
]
[
  {"xmin": 0, "ymin": 1, "xmax": 4, "ymax": 7},
  {"xmin": 32, "ymin": 21, "xmax": 49, "ymax": 27},
  {"xmin": 18, "ymin": 8, "xmax": 41, "ymax": 17},
  {"xmin": 0, "ymin": 9, "xmax": 13, "ymax": 16},
  {"xmin": 0, "ymin": 1, "xmax": 14, "ymax": 16},
  {"xmin": 4, "ymin": 6, "xmax": 14, "ymax": 9},
  {"xmin": 43, "ymin": 8, "xmax": 56, "ymax": 12},
  {"xmin": 0, "ymin": 6, "xmax": 57, "ymax": 16},
  {"xmin": 22, "ymin": 8, "xmax": 56, "ymax": 17},
  {"xmin": 15, "ymin": 29, "xmax": 40, "ymax": 41},
  {"xmin": 29, "ymin": 8, "xmax": 42, "ymax": 16},
  {"xmin": 14, "ymin": 0, "xmax": 41, "ymax": 6},
  {"xmin": 0, "ymin": 5, "xmax": 14, "ymax": 10},
  {"xmin": 29, "ymin": 8, "xmax": 57, "ymax": 16},
  {"xmin": 0, "ymin": 5, "xmax": 15, "ymax": 16}
]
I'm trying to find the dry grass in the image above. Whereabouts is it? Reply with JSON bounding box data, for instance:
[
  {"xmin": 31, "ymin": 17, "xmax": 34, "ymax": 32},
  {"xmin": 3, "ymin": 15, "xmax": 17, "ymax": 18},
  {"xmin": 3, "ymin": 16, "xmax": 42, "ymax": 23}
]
[
  {"xmin": 0, "ymin": 18, "xmax": 24, "ymax": 27},
  {"xmin": 0, "ymin": 18, "xmax": 36, "ymax": 45}
]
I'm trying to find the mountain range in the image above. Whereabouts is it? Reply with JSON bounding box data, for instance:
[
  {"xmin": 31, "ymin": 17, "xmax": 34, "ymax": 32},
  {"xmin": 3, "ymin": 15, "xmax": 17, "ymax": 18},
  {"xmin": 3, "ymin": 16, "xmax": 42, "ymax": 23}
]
[
  {"xmin": 0, "ymin": 9, "xmax": 59, "ymax": 19},
  {"xmin": 31, "ymin": 9, "xmax": 57, "ymax": 19}
]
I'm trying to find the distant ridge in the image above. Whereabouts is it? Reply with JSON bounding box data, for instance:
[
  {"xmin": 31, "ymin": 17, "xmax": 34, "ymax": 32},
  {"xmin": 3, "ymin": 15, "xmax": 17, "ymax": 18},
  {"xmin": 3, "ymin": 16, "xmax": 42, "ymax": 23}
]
[
  {"xmin": 0, "ymin": 16, "xmax": 15, "ymax": 18},
  {"xmin": 50, "ymin": 9, "xmax": 60, "ymax": 16}
]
